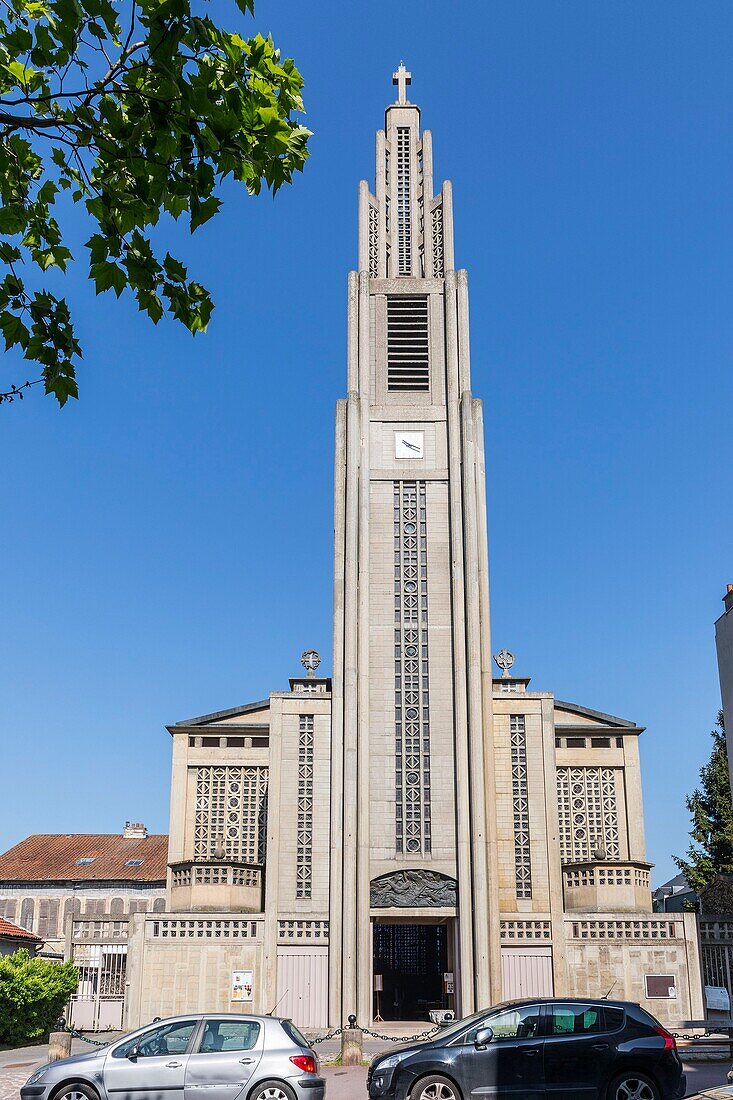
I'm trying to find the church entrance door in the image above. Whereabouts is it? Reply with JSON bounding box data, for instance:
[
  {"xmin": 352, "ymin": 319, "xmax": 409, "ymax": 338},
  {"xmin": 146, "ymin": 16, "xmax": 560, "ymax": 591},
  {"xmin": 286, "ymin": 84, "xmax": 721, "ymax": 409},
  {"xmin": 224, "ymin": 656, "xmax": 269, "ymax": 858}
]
[{"xmin": 372, "ymin": 922, "xmax": 450, "ymax": 1022}]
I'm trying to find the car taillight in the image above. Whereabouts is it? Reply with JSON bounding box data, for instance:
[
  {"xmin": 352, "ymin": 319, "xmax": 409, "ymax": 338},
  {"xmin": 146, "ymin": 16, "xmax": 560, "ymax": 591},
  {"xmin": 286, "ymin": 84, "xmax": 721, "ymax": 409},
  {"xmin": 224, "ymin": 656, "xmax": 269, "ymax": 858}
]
[
  {"xmin": 290, "ymin": 1055, "xmax": 317, "ymax": 1074},
  {"xmin": 654, "ymin": 1026, "xmax": 675, "ymax": 1051}
]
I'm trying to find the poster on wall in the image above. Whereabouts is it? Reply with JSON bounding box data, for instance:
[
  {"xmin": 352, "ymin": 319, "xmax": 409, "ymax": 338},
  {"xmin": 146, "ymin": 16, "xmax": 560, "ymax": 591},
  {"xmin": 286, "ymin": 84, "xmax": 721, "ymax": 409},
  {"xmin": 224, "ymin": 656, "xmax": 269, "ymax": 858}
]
[{"xmin": 231, "ymin": 970, "xmax": 254, "ymax": 1002}]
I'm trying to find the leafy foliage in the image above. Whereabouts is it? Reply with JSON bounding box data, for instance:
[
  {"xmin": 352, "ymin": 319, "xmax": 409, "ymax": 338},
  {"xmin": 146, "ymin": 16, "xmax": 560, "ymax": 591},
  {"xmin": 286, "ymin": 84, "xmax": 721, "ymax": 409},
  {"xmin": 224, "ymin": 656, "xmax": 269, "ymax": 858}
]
[
  {"xmin": 0, "ymin": 949, "xmax": 78, "ymax": 1044},
  {"xmin": 0, "ymin": 0, "xmax": 310, "ymax": 404},
  {"xmin": 674, "ymin": 711, "xmax": 733, "ymax": 895}
]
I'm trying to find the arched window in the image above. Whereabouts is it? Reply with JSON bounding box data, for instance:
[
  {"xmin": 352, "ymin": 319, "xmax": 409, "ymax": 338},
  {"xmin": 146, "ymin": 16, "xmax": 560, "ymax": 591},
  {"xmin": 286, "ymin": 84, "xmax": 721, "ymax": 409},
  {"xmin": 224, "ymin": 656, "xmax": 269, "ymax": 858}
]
[
  {"xmin": 20, "ymin": 897, "xmax": 35, "ymax": 931},
  {"xmin": 110, "ymin": 897, "xmax": 124, "ymax": 916},
  {"xmin": 153, "ymin": 897, "xmax": 166, "ymax": 913},
  {"xmin": 0, "ymin": 899, "xmax": 17, "ymax": 923}
]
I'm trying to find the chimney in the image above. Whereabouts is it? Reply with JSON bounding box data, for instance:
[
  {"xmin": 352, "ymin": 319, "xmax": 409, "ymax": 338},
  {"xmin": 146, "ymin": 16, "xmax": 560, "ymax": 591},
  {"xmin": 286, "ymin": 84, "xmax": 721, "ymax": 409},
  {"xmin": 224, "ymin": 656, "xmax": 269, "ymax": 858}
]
[
  {"xmin": 724, "ymin": 585, "xmax": 733, "ymax": 614},
  {"xmin": 123, "ymin": 821, "xmax": 148, "ymax": 839}
]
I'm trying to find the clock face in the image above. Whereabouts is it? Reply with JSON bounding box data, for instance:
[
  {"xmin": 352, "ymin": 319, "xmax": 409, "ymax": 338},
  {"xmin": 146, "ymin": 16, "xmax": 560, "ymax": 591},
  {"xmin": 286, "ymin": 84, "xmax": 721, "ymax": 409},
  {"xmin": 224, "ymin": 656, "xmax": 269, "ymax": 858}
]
[{"xmin": 395, "ymin": 431, "xmax": 425, "ymax": 460}]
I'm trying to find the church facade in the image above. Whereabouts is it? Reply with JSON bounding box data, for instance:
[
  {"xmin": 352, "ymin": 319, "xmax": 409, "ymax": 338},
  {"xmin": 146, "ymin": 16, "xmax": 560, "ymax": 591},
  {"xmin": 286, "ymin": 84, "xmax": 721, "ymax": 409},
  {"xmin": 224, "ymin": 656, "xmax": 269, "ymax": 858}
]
[{"xmin": 123, "ymin": 70, "xmax": 703, "ymax": 1031}]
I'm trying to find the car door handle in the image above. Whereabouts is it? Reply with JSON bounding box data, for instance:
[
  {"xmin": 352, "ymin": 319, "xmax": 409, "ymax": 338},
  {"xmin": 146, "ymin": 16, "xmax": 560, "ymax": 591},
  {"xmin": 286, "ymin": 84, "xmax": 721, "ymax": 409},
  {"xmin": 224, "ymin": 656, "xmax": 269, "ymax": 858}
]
[
  {"xmin": 523, "ymin": 1049, "xmax": 539, "ymax": 1057},
  {"xmin": 239, "ymin": 1058, "xmax": 255, "ymax": 1064},
  {"xmin": 166, "ymin": 1062, "xmax": 183, "ymax": 1068},
  {"xmin": 592, "ymin": 1043, "xmax": 609, "ymax": 1051}
]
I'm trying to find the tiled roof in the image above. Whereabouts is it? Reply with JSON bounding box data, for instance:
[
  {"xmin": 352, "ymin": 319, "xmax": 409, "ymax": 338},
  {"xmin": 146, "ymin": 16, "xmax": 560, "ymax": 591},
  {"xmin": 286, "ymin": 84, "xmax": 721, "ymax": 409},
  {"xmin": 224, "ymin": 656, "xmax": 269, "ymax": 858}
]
[
  {"xmin": 0, "ymin": 834, "xmax": 168, "ymax": 883},
  {"xmin": 0, "ymin": 917, "xmax": 42, "ymax": 943}
]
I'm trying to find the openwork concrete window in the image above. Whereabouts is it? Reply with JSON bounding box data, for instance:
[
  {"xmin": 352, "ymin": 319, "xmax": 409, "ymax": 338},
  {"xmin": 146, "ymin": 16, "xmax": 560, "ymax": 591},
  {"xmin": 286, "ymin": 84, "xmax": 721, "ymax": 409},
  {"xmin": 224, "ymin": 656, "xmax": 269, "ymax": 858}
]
[
  {"xmin": 296, "ymin": 715, "xmax": 314, "ymax": 898},
  {"xmin": 394, "ymin": 480, "xmax": 431, "ymax": 854},
  {"xmin": 431, "ymin": 202, "xmax": 444, "ymax": 278},
  {"xmin": 510, "ymin": 715, "xmax": 532, "ymax": 898},
  {"xmin": 387, "ymin": 296, "xmax": 429, "ymax": 392},
  {"xmin": 194, "ymin": 766, "xmax": 268, "ymax": 864},
  {"xmin": 396, "ymin": 126, "xmax": 412, "ymax": 274},
  {"xmin": 556, "ymin": 766, "xmax": 620, "ymax": 863},
  {"xmin": 368, "ymin": 201, "xmax": 379, "ymax": 279}
]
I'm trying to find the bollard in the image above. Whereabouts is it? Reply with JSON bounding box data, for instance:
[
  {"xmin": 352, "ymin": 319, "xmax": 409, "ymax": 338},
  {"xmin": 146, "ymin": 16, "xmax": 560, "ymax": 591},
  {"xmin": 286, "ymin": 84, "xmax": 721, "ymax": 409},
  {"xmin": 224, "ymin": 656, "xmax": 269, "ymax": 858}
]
[
  {"xmin": 340, "ymin": 1026, "xmax": 363, "ymax": 1066},
  {"xmin": 48, "ymin": 1031, "xmax": 73, "ymax": 1062}
]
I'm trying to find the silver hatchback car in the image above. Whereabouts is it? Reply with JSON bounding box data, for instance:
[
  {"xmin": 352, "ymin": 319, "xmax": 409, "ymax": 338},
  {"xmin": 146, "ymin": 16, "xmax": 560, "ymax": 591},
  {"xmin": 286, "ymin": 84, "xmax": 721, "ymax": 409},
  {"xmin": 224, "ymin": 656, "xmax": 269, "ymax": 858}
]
[{"xmin": 21, "ymin": 1014, "xmax": 325, "ymax": 1100}]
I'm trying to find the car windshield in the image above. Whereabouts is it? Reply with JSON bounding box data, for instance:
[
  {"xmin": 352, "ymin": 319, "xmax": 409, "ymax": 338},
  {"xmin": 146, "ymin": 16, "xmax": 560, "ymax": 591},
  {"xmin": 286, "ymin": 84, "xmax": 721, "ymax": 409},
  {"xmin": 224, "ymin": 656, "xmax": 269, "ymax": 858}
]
[
  {"xmin": 433, "ymin": 1010, "xmax": 492, "ymax": 1043},
  {"xmin": 439, "ymin": 1002, "xmax": 531, "ymax": 1044}
]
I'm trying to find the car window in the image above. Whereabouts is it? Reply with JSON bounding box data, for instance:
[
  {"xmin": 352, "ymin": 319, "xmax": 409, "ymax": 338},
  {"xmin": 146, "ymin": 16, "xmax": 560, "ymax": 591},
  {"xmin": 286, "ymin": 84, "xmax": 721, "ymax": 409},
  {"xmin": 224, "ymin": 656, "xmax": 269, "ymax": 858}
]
[
  {"xmin": 281, "ymin": 1020, "xmax": 310, "ymax": 1048},
  {"xmin": 197, "ymin": 1020, "xmax": 261, "ymax": 1053},
  {"xmin": 549, "ymin": 1004, "xmax": 602, "ymax": 1036},
  {"xmin": 113, "ymin": 1020, "xmax": 198, "ymax": 1059},
  {"xmin": 603, "ymin": 1008, "xmax": 625, "ymax": 1032},
  {"xmin": 466, "ymin": 1005, "xmax": 541, "ymax": 1043}
]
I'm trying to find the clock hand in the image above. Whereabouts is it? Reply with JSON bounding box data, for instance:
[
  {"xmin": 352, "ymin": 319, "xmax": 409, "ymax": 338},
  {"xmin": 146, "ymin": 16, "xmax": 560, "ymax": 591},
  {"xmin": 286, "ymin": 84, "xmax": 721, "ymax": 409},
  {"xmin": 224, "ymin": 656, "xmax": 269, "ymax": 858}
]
[{"xmin": 402, "ymin": 439, "xmax": 419, "ymax": 451}]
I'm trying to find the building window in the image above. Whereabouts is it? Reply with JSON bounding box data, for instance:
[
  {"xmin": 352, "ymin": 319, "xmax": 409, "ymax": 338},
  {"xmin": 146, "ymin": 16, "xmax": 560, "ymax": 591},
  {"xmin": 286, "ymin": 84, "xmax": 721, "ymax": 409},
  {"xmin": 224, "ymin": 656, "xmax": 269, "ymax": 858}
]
[
  {"xmin": 394, "ymin": 480, "xmax": 431, "ymax": 854},
  {"xmin": 396, "ymin": 126, "xmax": 412, "ymax": 275},
  {"xmin": 387, "ymin": 296, "xmax": 429, "ymax": 392},
  {"xmin": 510, "ymin": 715, "xmax": 532, "ymax": 899},
  {"xmin": 194, "ymin": 765, "xmax": 268, "ymax": 864},
  {"xmin": 556, "ymin": 766, "xmax": 621, "ymax": 863},
  {"xmin": 20, "ymin": 897, "xmax": 35, "ymax": 932},
  {"xmin": 431, "ymin": 202, "xmax": 444, "ymax": 278},
  {"xmin": 37, "ymin": 898, "xmax": 59, "ymax": 939},
  {"xmin": 296, "ymin": 715, "xmax": 314, "ymax": 898},
  {"xmin": 76, "ymin": 857, "xmax": 95, "ymax": 865}
]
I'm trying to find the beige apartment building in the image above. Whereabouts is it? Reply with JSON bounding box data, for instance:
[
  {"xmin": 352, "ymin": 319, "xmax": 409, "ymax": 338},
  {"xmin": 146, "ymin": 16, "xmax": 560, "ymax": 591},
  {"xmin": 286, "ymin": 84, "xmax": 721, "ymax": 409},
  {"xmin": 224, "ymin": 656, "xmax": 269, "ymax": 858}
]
[{"xmin": 0, "ymin": 68, "xmax": 706, "ymax": 1033}]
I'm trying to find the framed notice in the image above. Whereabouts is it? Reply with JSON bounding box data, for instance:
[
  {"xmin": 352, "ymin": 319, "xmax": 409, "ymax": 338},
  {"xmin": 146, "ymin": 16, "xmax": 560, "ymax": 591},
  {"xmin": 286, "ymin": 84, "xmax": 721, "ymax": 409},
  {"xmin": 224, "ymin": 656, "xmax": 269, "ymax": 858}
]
[
  {"xmin": 645, "ymin": 974, "xmax": 676, "ymax": 999},
  {"xmin": 231, "ymin": 969, "xmax": 254, "ymax": 1002}
]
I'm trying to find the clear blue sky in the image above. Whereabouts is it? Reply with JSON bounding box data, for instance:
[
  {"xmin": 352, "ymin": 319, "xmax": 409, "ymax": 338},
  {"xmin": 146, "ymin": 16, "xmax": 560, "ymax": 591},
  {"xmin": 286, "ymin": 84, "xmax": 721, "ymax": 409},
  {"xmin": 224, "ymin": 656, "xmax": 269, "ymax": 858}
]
[{"xmin": 1, "ymin": 1, "xmax": 731, "ymax": 887}]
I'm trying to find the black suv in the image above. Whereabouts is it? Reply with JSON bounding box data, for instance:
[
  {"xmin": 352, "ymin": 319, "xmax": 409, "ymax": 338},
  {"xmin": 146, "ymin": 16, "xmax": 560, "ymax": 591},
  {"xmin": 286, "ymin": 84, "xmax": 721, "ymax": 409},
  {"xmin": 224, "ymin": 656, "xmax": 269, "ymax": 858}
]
[{"xmin": 367, "ymin": 999, "xmax": 685, "ymax": 1100}]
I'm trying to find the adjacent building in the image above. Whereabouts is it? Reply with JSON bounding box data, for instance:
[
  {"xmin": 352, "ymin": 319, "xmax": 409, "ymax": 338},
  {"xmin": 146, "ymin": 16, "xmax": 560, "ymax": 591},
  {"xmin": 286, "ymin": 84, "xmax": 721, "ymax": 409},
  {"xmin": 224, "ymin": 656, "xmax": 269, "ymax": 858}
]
[
  {"xmin": 0, "ymin": 824, "xmax": 166, "ymax": 1029},
  {"xmin": 0, "ymin": 916, "xmax": 42, "ymax": 957}
]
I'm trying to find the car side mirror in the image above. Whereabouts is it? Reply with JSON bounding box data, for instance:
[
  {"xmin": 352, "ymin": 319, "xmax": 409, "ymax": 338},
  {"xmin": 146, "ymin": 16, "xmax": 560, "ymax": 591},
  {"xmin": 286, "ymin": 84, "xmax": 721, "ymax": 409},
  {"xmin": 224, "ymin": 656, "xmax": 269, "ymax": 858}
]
[
  {"xmin": 474, "ymin": 1027, "xmax": 494, "ymax": 1048},
  {"xmin": 127, "ymin": 1046, "xmax": 140, "ymax": 1061}
]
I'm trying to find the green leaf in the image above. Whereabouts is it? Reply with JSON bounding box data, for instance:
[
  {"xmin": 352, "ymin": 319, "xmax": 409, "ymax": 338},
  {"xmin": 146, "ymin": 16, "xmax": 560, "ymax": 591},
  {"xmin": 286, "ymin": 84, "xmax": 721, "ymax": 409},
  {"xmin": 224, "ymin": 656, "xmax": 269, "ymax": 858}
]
[
  {"xmin": 90, "ymin": 260, "xmax": 126, "ymax": 296},
  {"xmin": 190, "ymin": 196, "xmax": 221, "ymax": 232},
  {"xmin": 0, "ymin": 311, "xmax": 30, "ymax": 350}
]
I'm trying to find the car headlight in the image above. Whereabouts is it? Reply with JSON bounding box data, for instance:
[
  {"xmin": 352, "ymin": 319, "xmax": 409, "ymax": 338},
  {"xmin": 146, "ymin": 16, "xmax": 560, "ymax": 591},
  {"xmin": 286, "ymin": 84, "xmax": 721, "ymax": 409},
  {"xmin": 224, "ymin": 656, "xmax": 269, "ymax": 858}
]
[
  {"xmin": 375, "ymin": 1053, "xmax": 405, "ymax": 1072},
  {"xmin": 25, "ymin": 1067, "xmax": 49, "ymax": 1086}
]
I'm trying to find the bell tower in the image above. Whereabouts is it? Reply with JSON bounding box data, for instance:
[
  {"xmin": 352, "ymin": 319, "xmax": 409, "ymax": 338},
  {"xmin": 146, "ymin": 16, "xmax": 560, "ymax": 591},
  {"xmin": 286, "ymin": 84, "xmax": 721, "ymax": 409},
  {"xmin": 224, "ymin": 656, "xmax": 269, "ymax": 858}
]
[{"xmin": 329, "ymin": 67, "xmax": 501, "ymax": 1025}]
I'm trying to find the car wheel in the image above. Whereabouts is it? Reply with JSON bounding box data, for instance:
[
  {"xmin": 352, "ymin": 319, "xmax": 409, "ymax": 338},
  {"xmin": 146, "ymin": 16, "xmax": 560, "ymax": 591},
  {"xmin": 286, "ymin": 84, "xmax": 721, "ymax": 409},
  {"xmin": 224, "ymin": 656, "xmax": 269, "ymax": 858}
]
[
  {"xmin": 51, "ymin": 1084, "xmax": 100, "ymax": 1100},
  {"xmin": 249, "ymin": 1080, "xmax": 298, "ymax": 1100},
  {"xmin": 608, "ymin": 1071, "xmax": 660, "ymax": 1100},
  {"xmin": 411, "ymin": 1075, "xmax": 462, "ymax": 1100}
]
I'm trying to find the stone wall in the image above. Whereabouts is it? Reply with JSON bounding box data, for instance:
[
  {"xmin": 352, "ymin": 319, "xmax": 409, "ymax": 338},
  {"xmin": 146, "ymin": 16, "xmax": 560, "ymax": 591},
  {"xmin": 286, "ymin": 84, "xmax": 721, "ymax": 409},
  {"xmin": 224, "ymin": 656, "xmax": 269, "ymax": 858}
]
[
  {"xmin": 562, "ymin": 911, "xmax": 703, "ymax": 1026},
  {"xmin": 124, "ymin": 913, "xmax": 266, "ymax": 1029}
]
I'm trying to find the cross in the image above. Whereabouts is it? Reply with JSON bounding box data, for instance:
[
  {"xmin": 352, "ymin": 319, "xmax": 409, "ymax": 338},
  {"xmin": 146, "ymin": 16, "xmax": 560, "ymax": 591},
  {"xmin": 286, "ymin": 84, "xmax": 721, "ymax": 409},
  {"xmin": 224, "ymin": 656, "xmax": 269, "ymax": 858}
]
[{"xmin": 392, "ymin": 62, "xmax": 411, "ymax": 105}]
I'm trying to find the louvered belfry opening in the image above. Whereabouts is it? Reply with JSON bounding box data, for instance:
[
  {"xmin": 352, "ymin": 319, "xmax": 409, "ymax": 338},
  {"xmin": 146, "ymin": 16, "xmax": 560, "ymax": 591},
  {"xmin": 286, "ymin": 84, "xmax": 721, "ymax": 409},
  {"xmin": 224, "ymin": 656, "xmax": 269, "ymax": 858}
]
[{"xmin": 387, "ymin": 295, "xmax": 429, "ymax": 392}]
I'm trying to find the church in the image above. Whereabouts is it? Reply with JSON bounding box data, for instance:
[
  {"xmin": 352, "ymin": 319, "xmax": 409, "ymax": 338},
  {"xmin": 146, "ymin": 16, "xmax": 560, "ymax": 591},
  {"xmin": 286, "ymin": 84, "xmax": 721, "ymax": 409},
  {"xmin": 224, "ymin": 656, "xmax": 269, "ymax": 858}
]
[{"xmin": 5, "ymin": 68, "xmax": 706, "ymax": 1034}]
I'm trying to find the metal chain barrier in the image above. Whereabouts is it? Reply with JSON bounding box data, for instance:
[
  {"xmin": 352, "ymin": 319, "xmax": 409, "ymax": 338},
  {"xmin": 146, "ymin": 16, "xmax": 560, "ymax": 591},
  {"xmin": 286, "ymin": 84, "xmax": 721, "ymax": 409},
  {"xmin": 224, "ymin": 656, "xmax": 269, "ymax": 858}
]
[
  {"xmin": 310, "ymin": 1027, "xmax": 344, "ymax": 1045},
  {"xmin": 671, "ymin": 1029, "xmax": 732, "ymax": 1040},
  {"xmin": 56, "ymin": 1020, "xmax": 110, "ymax": 1047},
  {"xmin": 361, "ymin": 1025, "xmax": 440, "ymax": 1043},
  {"xmin": 309, "ymin": 1021, "xmax": 440, "ymax": 1045}
]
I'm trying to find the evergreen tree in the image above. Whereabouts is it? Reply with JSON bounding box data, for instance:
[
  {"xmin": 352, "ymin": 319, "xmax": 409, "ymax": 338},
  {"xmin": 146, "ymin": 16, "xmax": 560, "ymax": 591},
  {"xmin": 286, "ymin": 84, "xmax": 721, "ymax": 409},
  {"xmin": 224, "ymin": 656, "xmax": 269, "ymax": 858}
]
[{"xmin": 674, "ymin": 711, "xmax": 733, "ymax": 894}]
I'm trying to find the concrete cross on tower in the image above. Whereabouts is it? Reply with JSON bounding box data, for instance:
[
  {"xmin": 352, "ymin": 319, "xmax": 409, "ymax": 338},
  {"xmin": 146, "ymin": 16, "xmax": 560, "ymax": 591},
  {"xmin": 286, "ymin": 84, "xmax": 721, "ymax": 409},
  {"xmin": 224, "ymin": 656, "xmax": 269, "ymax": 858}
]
[{"xmin": 392, "ymin": 62, "xmax": 411, "ymax": 104}]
